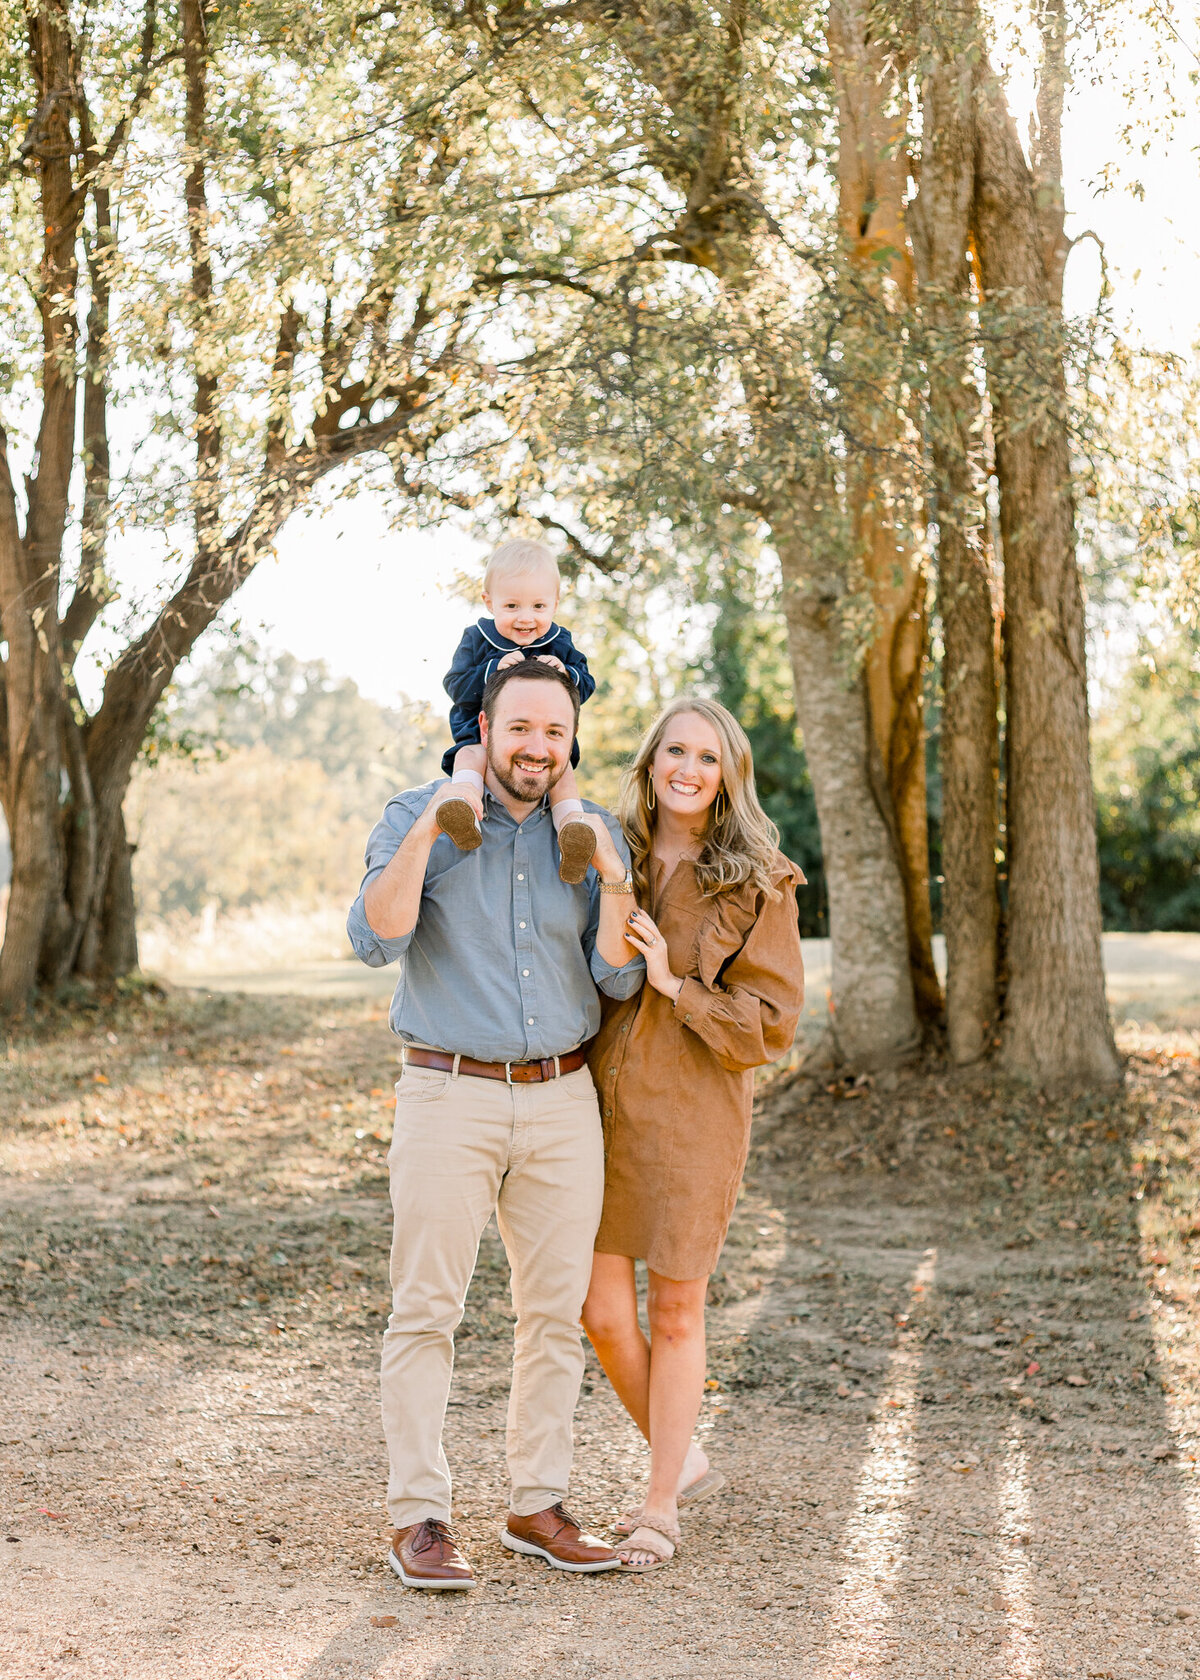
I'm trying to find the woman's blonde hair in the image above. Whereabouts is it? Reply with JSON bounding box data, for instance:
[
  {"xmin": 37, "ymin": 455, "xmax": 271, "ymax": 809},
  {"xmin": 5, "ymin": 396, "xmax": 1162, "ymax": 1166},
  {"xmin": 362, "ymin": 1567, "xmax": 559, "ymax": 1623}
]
[
  {"xmin": 483, "ymin": 538, "xmax": 560, "ymax": 598},
  {"xmin": 619, "ymin": 695, "xmax": 784, "ymax": 903}
]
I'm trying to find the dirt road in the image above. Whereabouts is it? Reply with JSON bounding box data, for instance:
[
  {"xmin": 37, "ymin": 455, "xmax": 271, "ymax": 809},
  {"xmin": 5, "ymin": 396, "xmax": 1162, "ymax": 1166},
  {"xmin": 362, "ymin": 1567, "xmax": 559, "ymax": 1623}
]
[{"xmin": 3, "ymin": 990, "xmax": 1200, "ymax": 1678}]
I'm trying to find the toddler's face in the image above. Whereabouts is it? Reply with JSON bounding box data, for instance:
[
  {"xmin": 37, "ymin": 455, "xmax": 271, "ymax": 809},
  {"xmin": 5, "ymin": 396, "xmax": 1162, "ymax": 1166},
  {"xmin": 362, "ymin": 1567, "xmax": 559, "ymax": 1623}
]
[{"xmin": 484, "ymin": 567, "xmax": 559, "ymax": 645}]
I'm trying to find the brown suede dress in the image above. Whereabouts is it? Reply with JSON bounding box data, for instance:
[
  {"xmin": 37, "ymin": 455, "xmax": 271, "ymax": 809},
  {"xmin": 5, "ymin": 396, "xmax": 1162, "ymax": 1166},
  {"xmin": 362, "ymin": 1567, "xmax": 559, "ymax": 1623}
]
[{"xmin": 588, "ymin": 853, "xmax": 805, "ymax": 1280}]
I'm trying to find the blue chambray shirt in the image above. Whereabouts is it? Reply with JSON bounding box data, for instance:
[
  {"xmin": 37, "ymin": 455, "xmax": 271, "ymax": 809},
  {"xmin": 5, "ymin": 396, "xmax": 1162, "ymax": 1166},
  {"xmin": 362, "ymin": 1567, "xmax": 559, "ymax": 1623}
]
[{"xmin": 346, "ymin": 780, "xmax": 645, "ymax": 1061}]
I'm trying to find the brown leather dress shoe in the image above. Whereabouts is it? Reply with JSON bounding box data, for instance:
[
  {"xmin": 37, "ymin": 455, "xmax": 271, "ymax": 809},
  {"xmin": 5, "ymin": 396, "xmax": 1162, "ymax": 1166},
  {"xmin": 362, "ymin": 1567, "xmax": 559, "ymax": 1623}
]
[
  {"xmin": 389, "ymin": 1519, "xmax": 476, "ymax": 1590},
  {"xmin": 502, "ymin": 1503, "xmax": 620, "ymax": 1573}
]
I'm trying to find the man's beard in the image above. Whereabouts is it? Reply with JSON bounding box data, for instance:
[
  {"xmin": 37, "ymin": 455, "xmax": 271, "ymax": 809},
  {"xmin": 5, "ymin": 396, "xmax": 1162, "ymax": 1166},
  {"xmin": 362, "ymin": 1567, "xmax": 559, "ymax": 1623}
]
[{"xmin": 487, "ymin": 744, "xmax": 566, "ymax": 803}]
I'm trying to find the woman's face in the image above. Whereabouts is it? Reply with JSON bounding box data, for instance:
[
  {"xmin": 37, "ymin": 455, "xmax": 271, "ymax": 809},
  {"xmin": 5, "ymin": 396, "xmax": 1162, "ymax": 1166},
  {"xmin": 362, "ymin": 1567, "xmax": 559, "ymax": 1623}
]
[{"xmin": 649, "ymin": 711, "xmax": 724, "ymax": 822}]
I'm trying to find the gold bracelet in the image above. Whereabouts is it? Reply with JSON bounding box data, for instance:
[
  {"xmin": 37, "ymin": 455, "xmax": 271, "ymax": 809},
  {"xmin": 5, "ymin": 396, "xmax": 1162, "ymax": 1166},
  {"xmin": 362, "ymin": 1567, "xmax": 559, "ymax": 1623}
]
[{"xmin": 599, "ymin": 872, "xmax": 634, "ymax": 894}]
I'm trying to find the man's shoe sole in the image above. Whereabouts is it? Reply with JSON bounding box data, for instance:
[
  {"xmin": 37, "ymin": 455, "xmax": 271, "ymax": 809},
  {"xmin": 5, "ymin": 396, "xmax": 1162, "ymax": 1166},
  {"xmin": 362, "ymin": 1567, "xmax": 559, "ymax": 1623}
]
[
  {"xmin": 388, "ymin": 1547, "xmax": 476, "ymax": 1589},
  {"xmin": 500, "ymin": 1528, "xmax": 621, "ymax": 1573}
]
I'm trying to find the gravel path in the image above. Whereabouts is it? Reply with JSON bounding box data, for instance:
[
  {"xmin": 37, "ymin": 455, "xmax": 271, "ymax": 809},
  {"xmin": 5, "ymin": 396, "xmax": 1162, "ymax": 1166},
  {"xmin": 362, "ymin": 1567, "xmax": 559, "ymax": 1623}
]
[{"xmin": 3, "ymin": 992, "xmax": 1200, "ymax": 1678}]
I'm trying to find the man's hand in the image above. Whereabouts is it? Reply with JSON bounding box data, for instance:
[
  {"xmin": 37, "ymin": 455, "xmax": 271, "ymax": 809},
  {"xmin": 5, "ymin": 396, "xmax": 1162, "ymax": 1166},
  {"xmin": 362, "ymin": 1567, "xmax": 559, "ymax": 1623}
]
[
  {"xmin": 418, "ymin": 779, "xmax": 484, "ymax": 839},
  {"xmin": 578, "ymin": 812, "xmax": 625, "ymax": 883},
  {"xmin": 535, "ymin": 654, "xmax": 567, "ymax": 674},
  {"xmin": 497, "ymin": 650, "xmax": 525, "ymax": 671}
]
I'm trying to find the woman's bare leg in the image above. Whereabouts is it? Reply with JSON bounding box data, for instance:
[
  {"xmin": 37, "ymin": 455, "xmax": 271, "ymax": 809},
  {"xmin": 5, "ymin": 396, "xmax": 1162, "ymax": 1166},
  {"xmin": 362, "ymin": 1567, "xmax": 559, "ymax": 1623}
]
[
  {"xmin": 615, "ymin": 1271, "xmax": 709, "ymax": 1564},
  {"xmin": 583, "ymin": 1255, "xmax": 710, "ymax": 1556},
  {"xmin": 582, "ymin": 1253, "xmax": 650, "ymax": 1431}
]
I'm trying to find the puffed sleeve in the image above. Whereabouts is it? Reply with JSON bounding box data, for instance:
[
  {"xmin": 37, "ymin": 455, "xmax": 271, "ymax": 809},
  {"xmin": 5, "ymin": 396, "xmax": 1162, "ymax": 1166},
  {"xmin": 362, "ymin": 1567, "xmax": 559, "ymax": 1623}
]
[
  {"xmin": 672, "ymin": 858, "xmax": 805, "ymax": 1073},
  {"xmin": 443, "ymin": 627, "xmax": 491, "ymax": 707}
]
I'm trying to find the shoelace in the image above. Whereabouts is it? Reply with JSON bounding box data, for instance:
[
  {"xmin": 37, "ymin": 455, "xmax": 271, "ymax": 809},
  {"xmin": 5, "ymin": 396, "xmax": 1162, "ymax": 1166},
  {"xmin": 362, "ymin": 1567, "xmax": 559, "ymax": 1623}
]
[
  {"xmin": 412, "ymin": 1518, "xmax": 458, "ymax": 1555},
  {"xmin": 547, "ymin": 1502, "xmax": 580, "ymax": 1535}
]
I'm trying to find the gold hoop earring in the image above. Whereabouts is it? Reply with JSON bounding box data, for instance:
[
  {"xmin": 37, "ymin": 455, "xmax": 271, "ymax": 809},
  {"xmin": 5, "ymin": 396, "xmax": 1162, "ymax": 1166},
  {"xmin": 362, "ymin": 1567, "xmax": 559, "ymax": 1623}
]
[
  {"xmin": 714, "ymin": 788, "xmax": 728, "ymax": 823},
  {"xmin": 646, "ymin": 774, "xmax": 656, "ymax": 812}
]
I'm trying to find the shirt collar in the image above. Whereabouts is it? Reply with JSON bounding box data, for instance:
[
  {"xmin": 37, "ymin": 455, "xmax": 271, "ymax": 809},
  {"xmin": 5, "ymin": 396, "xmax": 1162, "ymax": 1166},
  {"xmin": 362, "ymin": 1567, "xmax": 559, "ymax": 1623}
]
[
  {"xmin": 476, "ymin": 617, "xmax": 560, "ymax": 653},
  {"xmin": 481, "ymin": 785, "xmax": 551, "ymax": 824}
]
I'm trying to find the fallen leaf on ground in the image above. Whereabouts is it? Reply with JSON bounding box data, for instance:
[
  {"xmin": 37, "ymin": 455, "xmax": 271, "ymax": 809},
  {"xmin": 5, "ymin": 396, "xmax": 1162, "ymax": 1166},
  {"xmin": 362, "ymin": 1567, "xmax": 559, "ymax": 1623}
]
[{"xmin": 370, "ymin": 1615, "xmax": 398, "ymax": 1628}]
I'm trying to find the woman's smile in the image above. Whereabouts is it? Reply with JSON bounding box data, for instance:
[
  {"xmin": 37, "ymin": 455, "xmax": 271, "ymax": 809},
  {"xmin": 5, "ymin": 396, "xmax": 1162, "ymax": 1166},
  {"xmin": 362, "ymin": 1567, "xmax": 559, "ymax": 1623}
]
[{"xmin": 650, "ymin": 711, "xmax": 724, "ymax": 818}]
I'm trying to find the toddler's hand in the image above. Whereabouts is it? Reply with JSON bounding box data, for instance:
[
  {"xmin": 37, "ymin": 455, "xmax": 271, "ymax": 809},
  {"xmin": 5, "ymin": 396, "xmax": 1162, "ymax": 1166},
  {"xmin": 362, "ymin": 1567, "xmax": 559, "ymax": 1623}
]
[
  {"xmin": 497, "ymin": 650, "xmax": 525, "ymax": 671},
  {"xmin": 536, "ymin": 655, "xmax": 567, "ymax": 674}
]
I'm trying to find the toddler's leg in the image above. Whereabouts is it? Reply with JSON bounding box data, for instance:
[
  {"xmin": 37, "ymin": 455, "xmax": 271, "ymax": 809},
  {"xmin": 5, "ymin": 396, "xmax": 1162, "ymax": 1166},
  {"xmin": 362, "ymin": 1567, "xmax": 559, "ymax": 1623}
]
[
  {"xmin": 549, "ymin": 767, "xmax": 596, "ymax": 885},
  {"xmin": 451, "ymin": 742, "xmax": 487, "ymax": 797},
  {"xmin": 436, "ymin": 744, "xmax": 486, "ymax": 851}
]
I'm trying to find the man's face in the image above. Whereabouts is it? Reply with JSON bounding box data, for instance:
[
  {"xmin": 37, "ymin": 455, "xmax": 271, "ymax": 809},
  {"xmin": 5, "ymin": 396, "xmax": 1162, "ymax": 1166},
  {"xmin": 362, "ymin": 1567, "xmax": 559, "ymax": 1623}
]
[{"xmin": 481, "ymin": 678, "xmax": 577, "ymax": 804}]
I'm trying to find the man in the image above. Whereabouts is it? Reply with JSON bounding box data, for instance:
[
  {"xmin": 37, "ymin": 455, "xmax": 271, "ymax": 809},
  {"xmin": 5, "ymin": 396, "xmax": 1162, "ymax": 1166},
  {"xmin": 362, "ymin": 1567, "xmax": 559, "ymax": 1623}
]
[{"xmin": 347, "ymin": 660, "xmax": 643, "ymax": 1589}]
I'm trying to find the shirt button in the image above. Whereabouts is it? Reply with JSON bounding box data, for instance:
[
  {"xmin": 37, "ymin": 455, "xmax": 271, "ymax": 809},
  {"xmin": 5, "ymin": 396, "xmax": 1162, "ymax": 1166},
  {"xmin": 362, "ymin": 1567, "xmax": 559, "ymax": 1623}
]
[
  {"xmin": 604, "ymin": 1107, "xmax": 612, "ymax": 1118},
  {"xmin": 519, "ymin": 921, "xmax": 527, "ymax": 929},
  {"xmin": 517, "ymin": 873, "xmax": 525, "ymax": 881},
  {"xmin": 608, "ymin": 1067, "xmax": 616, "ymax": 1076},
  {"xmin": 527, "ymin": 1017, "xmax": 535, "ymax": 1025},
  {"xmin": 523, "ymin": 969, "xmax": 530, "ymax": 977},
  {"xmin": 685, "ymin": 1013, "xmax": 693, "ymax": 1023},
  {"xmin": 620, "ymin": 1024, "xmax": 629, "ymax": 1033}
]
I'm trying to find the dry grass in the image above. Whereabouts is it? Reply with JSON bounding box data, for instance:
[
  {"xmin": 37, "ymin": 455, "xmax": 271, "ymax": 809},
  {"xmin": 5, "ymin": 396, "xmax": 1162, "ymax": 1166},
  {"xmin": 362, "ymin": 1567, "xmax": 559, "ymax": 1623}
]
[{"xmin": 137, "ymin": 899, "xmax": 353, "ymax": 978}]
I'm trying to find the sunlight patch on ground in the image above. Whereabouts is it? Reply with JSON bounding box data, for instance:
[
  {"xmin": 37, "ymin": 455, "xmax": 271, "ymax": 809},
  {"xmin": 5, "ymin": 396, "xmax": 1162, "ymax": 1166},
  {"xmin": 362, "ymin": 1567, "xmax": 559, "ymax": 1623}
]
[
  {"xmin": 814, "ymin": 1249, "xmax": 936, "ymax": 1679},
  {"xmin": 993, "ymin": 1422, "xmax": 1042, "ymax": 1678}
]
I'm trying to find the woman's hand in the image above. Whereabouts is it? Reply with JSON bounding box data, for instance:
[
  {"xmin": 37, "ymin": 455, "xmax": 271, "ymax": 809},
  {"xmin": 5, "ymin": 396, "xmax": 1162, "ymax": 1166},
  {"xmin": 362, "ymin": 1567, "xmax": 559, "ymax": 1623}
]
[{"xmin": 623, "ymin": 907, "xmax": 683, "ymax": 1000}]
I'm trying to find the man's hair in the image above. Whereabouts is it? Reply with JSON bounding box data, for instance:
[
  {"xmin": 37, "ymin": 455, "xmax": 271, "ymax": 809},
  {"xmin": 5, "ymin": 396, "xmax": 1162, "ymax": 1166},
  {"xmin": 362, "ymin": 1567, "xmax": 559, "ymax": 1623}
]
[
  {"xmin": 481, "ymin": 658, "xmax": 580, "ymax": 734},
  {"xmin": 483, "ymin": 538, "xmax": 560, "ymax": 598}
]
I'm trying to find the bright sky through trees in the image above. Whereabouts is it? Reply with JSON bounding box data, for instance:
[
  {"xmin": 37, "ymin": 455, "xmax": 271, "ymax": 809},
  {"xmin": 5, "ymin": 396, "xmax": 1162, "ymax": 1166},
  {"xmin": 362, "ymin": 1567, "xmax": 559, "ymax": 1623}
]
[{"xmin": 74, "ymin": 19, "xmax": 1200, "ymax": 717}]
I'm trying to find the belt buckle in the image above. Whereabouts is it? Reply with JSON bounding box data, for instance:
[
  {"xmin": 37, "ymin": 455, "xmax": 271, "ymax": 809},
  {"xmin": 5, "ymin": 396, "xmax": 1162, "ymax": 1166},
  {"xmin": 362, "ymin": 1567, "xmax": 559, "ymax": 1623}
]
[{"xmin": 504, "ymin": 1060, "xmax": 514, "ymax": 1085}]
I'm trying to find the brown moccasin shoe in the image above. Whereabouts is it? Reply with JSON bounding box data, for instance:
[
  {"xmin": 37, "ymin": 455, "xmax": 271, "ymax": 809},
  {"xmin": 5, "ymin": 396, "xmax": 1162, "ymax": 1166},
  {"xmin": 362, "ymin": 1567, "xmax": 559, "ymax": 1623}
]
[
  {"xmin": 435, "ymin": 796, "xmax": 483, "ymax": 851},
  {"xmin": 556, "ymin": 818, "xmax": 597, "ymax": 884},
  {"xmin": 502, "ymin": 1503, "xmax": 620, "ymax": 1573},
  {"xmin": 389, "ymin": 1518, "xmax": 476, "ymax": 1590}
]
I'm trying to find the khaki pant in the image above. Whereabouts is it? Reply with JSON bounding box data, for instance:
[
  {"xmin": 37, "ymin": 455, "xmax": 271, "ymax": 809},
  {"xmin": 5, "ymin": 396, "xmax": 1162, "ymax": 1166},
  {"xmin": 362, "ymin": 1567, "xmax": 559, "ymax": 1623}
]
[{"xmin": 381, "ymin": 1060, "xmax": 604, "ymax": 1529}]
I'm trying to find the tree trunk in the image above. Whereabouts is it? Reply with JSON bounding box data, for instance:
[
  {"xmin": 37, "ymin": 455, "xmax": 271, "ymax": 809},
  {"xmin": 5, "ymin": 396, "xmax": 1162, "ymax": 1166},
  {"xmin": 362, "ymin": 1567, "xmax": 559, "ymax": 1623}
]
[
  {"xmin": 777, "ymin": 500, "xmax": 919, "ymax": 1068},
  {"xmin": 828, "ymin": 0, "xmax": 942, "ymax": 1033},
  {"xmin": 972, "ymin": 57, "xmax": 1119, "ymax": 1085},
  {"xmin": 909, "ymin": 42, "xmax": 1001, "ymax": 1065},
  {"xmin": 0, "ymin": 2, "xmax": 84, "ymax": 1009},
  {"xmin": 98, "ymin": 809, "xmax": 139, "ymax": 979}
]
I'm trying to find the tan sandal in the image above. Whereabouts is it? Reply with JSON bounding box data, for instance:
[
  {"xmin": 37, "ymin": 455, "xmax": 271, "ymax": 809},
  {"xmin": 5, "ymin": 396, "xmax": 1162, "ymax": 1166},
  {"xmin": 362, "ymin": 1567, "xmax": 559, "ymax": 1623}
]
[
  {"xmin": 556, "ymin": 818, "xmax": 596, "ymax": 884},
  {"xmin": 617, "ymin": 1518, "xmax": 679, "ymax": 1572},
  {"xmin": 436, "ymin": 796, "xmax": 482, "ymax": 851},
  {"xmin": 613, "ymin": 1467, "xmax": 725, "ymax": 1535}
]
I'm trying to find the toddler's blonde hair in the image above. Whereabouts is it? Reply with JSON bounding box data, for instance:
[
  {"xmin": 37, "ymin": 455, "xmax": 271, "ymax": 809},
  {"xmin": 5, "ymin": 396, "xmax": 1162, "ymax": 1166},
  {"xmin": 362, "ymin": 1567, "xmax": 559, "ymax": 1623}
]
[{"xmin": 483, "ymin": 538, "xmax": 560, "ymax": 598}]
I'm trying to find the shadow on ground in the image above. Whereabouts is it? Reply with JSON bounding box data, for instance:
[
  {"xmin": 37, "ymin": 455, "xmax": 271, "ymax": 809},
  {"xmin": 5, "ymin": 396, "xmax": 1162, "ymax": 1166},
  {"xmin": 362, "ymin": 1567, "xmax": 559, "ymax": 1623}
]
[{"xmin": 2, "ymin": 990, "xmax": 1200, "ymax": 1678}]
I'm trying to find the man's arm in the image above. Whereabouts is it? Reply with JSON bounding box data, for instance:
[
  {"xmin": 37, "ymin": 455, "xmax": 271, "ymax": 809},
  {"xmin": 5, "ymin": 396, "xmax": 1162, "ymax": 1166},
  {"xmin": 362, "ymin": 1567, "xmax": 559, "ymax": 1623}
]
[
  {"xmin": 347, "ymin": 784, "xmax": 466, "ymax": 964},
  {"xmin": 580, "ymin": 811, "xmax": 644, "ymax": 992},
  {"xmin": 361, "ymin": 786, "xmax": 465, "ymax": 940}
]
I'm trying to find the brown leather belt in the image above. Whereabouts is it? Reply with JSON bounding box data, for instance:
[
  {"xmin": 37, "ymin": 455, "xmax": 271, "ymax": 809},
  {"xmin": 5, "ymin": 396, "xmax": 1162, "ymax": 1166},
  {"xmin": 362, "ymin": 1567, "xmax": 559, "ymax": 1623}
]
[{"xmin": 404, "ymin": 1046, "xmax": 588, "ymax": 1084}]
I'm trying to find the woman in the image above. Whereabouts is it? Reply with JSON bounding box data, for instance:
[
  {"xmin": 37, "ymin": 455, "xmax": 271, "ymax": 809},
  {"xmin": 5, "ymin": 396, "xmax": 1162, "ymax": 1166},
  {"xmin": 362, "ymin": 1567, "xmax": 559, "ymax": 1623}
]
[{"xmin": 582, "ymin": 696, "xmax": 805, "ymax": 1570}]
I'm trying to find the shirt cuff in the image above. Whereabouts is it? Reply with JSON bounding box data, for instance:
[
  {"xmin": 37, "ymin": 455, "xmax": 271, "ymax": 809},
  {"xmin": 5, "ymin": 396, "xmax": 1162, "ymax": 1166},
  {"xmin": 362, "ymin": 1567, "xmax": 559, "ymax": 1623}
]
[
  {"xmin": 673, "ymin": 976, "xmax": 713, "ymax": 1031},
  {"xmin": 591, "ymin": 948, "xmax": 645, "ymax": 998},
  {"xmin": 346, "ymin": 894, "xmax": 412, "ymax": 966}
]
